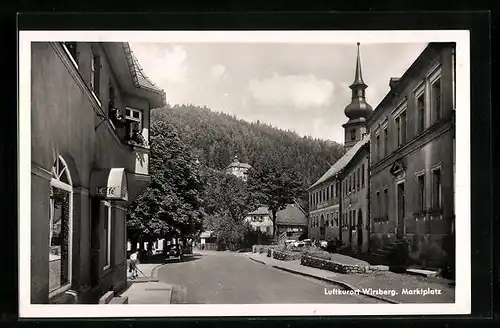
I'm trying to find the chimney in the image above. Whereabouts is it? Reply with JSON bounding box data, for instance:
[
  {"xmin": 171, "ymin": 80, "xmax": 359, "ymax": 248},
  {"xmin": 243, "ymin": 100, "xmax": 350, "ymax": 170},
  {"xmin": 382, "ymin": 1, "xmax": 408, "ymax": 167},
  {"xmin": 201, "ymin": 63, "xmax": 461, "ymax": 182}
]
[{"xmin": 389, "ymin": 77, "xmax": 400, "ymax": 90}]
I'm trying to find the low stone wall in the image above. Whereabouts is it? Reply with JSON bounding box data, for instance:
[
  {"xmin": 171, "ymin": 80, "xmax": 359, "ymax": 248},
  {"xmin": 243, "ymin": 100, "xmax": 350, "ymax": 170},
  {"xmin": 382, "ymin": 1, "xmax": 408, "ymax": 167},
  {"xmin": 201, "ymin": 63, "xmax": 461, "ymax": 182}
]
[
  {"xmin": 301, "ymin": 254, "xmax": 389, "ymax": 274},
  {"xmin": 272, "ymin": 250, "xmax": 302, "ymax": 261}
]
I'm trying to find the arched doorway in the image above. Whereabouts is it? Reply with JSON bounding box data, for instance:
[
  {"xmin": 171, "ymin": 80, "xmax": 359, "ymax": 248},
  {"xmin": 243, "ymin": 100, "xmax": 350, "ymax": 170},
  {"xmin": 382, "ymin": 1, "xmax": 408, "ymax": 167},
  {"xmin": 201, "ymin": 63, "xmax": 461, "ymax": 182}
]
[
  {"xmin": 320, "ymin": 214, "xmax": 325, "ymax": 240},
  {"xmin": 49, "ymin": 156, "xmax": 74, "ymax": 296},
  {"xmin": 357, "ymin": 209, "xmax": 363, "ymax": 251}
]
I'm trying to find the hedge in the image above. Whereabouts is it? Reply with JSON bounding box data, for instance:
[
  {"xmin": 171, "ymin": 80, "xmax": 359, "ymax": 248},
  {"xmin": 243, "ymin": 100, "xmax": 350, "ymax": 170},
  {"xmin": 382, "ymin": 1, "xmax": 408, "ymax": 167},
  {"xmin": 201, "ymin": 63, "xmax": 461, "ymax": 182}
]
[{"xmin": 272, "ymin": 250, "xmax": 302, "ymax": 261}]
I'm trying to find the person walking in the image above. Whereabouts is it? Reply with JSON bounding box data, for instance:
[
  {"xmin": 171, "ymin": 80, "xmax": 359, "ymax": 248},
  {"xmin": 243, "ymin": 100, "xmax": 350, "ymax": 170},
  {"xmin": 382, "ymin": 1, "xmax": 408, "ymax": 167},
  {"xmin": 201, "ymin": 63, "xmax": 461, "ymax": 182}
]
[{"xmin": 129, "ymin": 249, "xmax": 140, "ymax": 279}]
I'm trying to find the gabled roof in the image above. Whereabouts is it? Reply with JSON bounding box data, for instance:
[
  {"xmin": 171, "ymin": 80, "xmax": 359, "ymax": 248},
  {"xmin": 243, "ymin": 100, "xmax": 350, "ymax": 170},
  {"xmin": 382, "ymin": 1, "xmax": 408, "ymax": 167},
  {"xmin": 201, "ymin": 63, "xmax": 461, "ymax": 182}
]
[
  {"xmin": 247, "ymin": 203, "xmax": 307, "ymax": 226},
  {"xmin": 308, "ymin": 134, "xmax": 370, "ymax": 191},
  {"xmin": 227, "ymin": 162, "xmax": 252, "ymax": 169},
  {"xmin": 275, "ymin": 203, "xmax": 308, "ymax": 226},
  {"xmin": 248, "ymin": 206, "xmax": 270, "ymax": 216},
  {"xmin": 122, "ymin": 43, "xmax": 166, "ymax": 107}
]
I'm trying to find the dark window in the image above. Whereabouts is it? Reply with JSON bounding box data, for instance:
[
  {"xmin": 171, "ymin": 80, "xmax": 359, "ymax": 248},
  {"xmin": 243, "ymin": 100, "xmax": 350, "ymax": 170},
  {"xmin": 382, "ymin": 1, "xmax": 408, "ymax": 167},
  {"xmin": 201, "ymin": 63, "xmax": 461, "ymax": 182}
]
[
  {"xmin": 401, "ymin": 111, "xmax": 407, "ymax": 144},
  {"xmin": 91, "ymin": 52, "xmax": 101, "ymax": 99},
  {"xmin": 108, "ymin": 82, "xmax": 115, "ymax": 109},
  {"xmin": 376, "ymin": 191, "xmax": 380, "ymax": 217},
  {"xmin": 361, "ymin": 164, "xmax": 365, "ymax": 188},
  {"xmin": 432, "ymin": 78, "xmax": 442, "ymax": 122},
  {"xmin": 350, "ymin": 129, "xmax": 356, "ymax": 141},
  {"xmin": 384, "ymin": 128, "xmax": 388, "ymax": 156},
  {"xmin": 396, "ymin": 117, "xmax": 401, "ymax": 147},
  {"xmin": 376, "ymin": 135, "xmax": 380, "ymax": 161},
  {"xmin": 432, "ymin": 169, "xmax": 442, "ymax": 210},
  {"xmin": 417, "ymin": 93, "xmax": 425, "ymax": 133},
  {"xmin": 417, "ymin": 174, "xmax": 425, "ymax": 212},
  {"xmin": 384, "ymin": 188, "xmax": 388, "ymax": 217},
  {"xmin": 353, "ymin": 173, "xmax": 356, "ymax": 192},
  {"xmin": 357, "ymin": 168, "xmax": 360, "ymax": 190}
]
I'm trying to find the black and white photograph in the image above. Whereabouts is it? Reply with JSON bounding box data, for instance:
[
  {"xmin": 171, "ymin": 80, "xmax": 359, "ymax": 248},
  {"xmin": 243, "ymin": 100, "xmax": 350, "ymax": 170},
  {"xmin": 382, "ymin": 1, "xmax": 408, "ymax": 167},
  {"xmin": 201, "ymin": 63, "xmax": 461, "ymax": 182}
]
[{"xmin": 18, "ymin": 30, "xmax": 471, "ymax": 317}]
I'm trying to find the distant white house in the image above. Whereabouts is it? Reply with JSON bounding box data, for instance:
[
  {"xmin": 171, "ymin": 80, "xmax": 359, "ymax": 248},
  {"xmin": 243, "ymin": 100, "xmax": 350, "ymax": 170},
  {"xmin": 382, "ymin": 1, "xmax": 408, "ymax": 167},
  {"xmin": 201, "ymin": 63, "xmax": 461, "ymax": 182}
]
[
  {"xmin": 245, "ymin": 207, "xmax": 273, "ymax": 234},
  {"xmin": 200, "ymin": 231, "xmax": 215, "ymax": 245},
  {"xmin": 225, "ymin": 155, "xmax": 252, "ymax": 181},
  {"xmin": 245, "ymin": 201, "xmax": 308, "ymax": 238}
]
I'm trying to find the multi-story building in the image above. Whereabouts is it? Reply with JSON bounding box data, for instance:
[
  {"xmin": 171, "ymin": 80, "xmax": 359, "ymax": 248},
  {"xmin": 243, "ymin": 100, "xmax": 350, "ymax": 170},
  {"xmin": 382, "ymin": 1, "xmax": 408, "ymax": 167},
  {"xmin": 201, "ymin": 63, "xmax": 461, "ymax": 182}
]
[
  {"xmin": 308, "ymin": 43, "xmax": 372, "ymax": 253},
  {"xmin": 31, "ymin": 42, "xmax": 165, "ymax": 304},
  {"xmin": 225, "ymin": 155, "xmax": 252, "ymax": 181},
  {"xmin": 339, "ymin": 136, "xmax": 370, "ymax": 253},
  {"xmin": 366, "ymin": 42, "xmax": 455, "ymax": 268}
]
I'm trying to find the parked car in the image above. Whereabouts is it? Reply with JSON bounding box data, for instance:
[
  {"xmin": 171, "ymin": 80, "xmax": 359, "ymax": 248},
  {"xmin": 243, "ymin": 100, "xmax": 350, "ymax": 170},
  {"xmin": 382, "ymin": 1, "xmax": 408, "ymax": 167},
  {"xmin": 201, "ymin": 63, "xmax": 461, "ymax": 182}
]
[
  {"xmin": 164, "ymin": 244, "xmax": 183, "ymax": 262},
  {"xmin": 302, "ymin": 239, "xmax": 313, "ymax": 247}
]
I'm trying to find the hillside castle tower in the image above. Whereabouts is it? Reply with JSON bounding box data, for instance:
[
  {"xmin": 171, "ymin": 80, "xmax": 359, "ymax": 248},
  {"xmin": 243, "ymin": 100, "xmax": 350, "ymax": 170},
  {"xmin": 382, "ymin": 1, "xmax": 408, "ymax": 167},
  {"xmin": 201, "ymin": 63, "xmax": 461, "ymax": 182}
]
[{"xmin": 342, "ymin": 42, "xmax": 373, "ymax": 151}]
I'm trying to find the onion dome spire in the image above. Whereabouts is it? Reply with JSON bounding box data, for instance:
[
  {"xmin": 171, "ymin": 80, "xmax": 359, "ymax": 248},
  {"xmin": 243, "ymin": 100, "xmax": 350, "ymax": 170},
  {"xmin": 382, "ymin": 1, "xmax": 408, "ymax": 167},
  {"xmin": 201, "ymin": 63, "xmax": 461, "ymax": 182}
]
[{"xmin": 344, "ymin": 42, "xmax": 373, "ymax": 120}]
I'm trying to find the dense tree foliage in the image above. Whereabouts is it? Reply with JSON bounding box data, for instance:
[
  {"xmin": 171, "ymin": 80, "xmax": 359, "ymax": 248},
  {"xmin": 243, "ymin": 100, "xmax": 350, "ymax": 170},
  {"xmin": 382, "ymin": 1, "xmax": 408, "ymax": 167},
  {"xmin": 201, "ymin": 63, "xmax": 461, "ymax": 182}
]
[
  {"xmin": 128, "ymin": 104, "xmax": 346, "ymax": 246},
  {"xmin": 151, "ymin": 104, "xmax": 345, "ymax": 194},
  {"xmin": 199, "ymin": 167, "xmax": 258, "ymax": 249},
  {"xmin": 247, "ymin": 156, "xmax": 304, "ymax": 240},
  {"xmin": 127, "ymin": 120, "xmax": 205, "ymax": 248}
]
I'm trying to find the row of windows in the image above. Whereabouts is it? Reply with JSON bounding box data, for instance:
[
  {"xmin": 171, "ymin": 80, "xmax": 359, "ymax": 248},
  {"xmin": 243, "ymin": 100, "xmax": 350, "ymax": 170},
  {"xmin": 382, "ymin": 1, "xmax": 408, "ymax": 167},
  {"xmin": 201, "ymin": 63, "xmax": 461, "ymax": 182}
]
[
  {"xmin": 373, "ymin": 166, "xmax": 443, "ymax": 218},
  {"xmin": 342, "ymin": 163, "xmax": 366, "ymax": 196},
  {"xmin": 310, "ymin": 182, "xmax": 340, "ymax": 206},
  {"xmin": 310, "ymin": 211, "xmax": 339, "ymax": 228},
  {"xmin": 310, "ymin": 163, "xmax": 367, "ymax": 207},
  {"xmin": 341, "ymin": 209, "xmax": 361, "ymax": 228},
  {"xmin": 374, "ymin": 69, "xmax": 443, "ymax": 163}
]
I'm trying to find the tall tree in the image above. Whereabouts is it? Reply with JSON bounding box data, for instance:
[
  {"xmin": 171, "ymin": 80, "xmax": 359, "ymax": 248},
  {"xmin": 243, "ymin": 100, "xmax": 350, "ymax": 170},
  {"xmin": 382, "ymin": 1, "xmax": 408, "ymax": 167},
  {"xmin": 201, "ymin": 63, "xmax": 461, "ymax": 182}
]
[
  {"xmin": 246, "ymin": 157, "xmax": 303, "ymax": 241},
  {"xmin": 200, "ymin": 167, "xmax": 256, "ymax": 249},
  {"xmin": 127, "ymin": 120, "xmax": 205, "ymax": 247}
]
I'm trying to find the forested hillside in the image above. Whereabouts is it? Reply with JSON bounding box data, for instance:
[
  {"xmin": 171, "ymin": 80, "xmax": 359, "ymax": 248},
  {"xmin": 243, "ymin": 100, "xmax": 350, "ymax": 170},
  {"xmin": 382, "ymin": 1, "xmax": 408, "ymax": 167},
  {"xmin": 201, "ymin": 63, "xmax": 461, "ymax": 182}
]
[{"xmin": 151, "ymin": 104, "xmax": 345, "ymax": 193}]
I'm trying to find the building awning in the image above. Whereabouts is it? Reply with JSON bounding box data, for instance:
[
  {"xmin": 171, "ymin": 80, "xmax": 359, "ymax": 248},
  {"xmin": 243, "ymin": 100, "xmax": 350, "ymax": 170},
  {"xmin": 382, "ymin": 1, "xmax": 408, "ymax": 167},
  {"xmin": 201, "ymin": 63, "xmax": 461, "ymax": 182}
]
[{"xmin": 90, "ymin": 168, "xmax": 129, "ymax": 202}]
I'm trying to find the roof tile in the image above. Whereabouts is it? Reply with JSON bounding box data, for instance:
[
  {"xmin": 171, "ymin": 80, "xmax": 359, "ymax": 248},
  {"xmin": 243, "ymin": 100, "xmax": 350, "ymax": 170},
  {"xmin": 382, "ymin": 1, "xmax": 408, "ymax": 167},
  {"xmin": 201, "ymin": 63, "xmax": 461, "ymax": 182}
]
[{"xmin": 308, "ymin": 135, "xmax": 370, "ymax": 190}]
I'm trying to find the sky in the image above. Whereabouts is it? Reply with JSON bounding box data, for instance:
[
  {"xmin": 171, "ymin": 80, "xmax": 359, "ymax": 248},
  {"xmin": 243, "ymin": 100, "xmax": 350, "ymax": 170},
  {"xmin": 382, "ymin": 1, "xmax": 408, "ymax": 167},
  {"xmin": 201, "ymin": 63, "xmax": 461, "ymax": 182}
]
[{"xmin": 130, "ymin": 42, "xmax": 428, "ymax": 144}]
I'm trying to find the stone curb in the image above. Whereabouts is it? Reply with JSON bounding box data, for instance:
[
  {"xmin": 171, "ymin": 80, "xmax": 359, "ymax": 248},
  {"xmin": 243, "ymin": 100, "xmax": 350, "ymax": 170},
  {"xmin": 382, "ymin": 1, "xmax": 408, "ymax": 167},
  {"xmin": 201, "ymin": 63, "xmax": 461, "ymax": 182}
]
[
  {"xmin": 151, "ymin": 264, "xmax": 164, "ymax": 279},
  {"xmin": 144, "ymin": 264, "xmax": 173, "ymax": 304},
  {"xmin": 249, "ymin": 257, "xmax": 267, "ymax": 265},
  {"xmin": 248, "ymin": 256, "xmax": 398, "ymax": 304},
  {"xmin": 271, "ymin": 265, "xmax": 400, "ymax": 304}
]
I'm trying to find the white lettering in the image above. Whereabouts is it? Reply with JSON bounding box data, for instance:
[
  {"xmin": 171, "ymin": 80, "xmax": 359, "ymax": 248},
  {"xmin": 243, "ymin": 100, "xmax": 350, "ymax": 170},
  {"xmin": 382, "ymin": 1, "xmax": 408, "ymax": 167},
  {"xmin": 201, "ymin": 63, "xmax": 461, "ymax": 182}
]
[{"xmin": 401, "ymin": 288, "xmax": 442, "ymax": 296}]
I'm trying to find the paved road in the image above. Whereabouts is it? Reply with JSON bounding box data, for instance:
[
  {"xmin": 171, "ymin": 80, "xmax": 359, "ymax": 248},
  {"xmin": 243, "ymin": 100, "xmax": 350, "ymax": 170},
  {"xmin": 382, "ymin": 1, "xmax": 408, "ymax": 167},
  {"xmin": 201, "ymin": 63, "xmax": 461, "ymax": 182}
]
[{"xmin": 157, "ymin": 251, "xmax": 379, "ymax": 304}]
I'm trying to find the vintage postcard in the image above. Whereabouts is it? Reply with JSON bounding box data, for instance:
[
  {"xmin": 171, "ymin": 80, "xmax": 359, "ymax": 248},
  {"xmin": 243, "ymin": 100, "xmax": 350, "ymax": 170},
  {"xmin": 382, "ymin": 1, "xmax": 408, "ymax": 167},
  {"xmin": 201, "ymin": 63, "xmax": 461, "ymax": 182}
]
[{"xmin": 18, "ymin": 30, "xmax": 470, "ymax": 317}]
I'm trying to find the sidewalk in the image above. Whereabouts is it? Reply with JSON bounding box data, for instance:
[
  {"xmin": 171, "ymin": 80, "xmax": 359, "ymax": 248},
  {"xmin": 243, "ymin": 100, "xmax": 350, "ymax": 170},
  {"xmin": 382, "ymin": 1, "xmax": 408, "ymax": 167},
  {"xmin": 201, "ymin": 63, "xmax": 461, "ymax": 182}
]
[
  {"xmin": 246, "ymin": 253, "xmax": 455, "ymax": 304},
  {"xmin": 119, "ymin": 263, "xmax": 173, "ymax": 304}
]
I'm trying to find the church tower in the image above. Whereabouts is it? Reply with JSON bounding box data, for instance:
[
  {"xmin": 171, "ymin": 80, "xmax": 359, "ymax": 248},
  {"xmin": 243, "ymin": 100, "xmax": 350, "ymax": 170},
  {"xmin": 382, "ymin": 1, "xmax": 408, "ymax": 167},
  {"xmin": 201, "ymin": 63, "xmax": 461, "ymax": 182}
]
[{"xmin": 342, "ymin": 42, "xmax": 373, "ymax": 151}]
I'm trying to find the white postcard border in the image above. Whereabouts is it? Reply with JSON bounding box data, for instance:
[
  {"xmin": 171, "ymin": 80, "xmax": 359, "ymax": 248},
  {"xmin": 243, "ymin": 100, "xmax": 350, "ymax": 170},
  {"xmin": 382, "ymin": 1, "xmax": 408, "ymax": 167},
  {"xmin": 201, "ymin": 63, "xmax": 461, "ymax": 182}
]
[{"xmin": 19, "ymin": 30, "xmax": 471, "ymax": 317}]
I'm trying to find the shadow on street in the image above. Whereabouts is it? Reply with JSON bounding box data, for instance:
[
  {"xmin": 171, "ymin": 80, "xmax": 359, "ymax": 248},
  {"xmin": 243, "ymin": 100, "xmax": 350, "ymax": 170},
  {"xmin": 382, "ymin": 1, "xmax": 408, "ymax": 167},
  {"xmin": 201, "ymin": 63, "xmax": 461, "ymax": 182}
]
[
  {"xmin": 138, "ymin": 253, "xmax": 203, "ymax": 264},
  {"xmin": 162, "ymin": 255, "xmax": 201, "ymax": 265}
]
